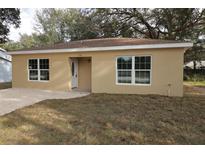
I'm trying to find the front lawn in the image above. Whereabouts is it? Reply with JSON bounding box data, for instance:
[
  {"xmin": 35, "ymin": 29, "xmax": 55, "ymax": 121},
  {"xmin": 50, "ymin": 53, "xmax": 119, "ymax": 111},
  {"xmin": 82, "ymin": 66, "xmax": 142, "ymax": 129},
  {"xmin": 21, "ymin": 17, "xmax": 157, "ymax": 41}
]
[
  {"xmin": 0, "ymin": 92, "xmax": 204, "ymax": 144},
  {"xmin": 184, "ymin": 81, "xmax": 205, "ymax": 87}
]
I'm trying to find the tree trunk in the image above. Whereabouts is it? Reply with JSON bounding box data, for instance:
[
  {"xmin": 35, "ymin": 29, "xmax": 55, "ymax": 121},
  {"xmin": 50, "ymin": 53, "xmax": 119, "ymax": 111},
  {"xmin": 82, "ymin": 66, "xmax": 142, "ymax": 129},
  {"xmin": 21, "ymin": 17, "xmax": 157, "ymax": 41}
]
[{"xmin": 193, "ymin": 60, "xmax": 197, "ymax": 75}]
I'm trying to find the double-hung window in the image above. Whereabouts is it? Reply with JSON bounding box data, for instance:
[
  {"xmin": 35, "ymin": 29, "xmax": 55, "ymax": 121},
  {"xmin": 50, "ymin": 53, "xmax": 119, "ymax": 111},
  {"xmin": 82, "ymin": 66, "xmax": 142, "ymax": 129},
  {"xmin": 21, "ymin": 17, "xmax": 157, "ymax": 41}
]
[
  {"xmin": 117, "ymin": 56, "xmax": 132, "ymax": 84},
  {"xmin": 135, "ymin": 56, "xmax": 151, "ymax": 84},
  {"xmin": 116, "ymin": 56, "xmax": 151, "ymax": 85},
  {"xmin": 28, "ymin": 59, "xmax": 49, "ymax": 81}
]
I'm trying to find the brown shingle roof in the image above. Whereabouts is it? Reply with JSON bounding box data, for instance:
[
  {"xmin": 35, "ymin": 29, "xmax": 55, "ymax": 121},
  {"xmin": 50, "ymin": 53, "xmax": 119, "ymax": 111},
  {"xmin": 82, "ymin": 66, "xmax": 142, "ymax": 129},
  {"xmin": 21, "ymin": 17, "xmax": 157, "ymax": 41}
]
[{"xmin": 11, "ymin": 38, "xmax": 184, "ymax": 51}]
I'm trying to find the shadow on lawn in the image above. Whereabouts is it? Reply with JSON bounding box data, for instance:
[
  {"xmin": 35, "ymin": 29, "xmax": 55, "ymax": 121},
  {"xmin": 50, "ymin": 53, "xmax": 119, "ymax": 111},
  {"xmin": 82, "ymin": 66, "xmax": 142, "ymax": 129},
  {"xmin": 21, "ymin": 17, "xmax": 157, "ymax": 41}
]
[
  {"xmin": 1, "ymin": 111, "xmax": 89, "ymax": 144},
  {"xmin": 1, "ymin": 94, "xmax": 205, "ymax": 144}
]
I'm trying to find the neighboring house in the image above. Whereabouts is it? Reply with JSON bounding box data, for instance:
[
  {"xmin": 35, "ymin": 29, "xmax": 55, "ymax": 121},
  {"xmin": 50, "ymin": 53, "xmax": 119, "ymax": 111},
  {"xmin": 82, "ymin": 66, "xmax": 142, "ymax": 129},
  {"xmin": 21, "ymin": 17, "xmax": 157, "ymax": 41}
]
[
  {"xmin": 184, "ymin": 61, "xmax": 205, "ymax": 69},
  {"xmin": 0, "ymin": 48, "xmax": 12, "ymax": 83},
  {"xmin": 9, "ymin": 38, "xmax": 193, "ymax": 96}
]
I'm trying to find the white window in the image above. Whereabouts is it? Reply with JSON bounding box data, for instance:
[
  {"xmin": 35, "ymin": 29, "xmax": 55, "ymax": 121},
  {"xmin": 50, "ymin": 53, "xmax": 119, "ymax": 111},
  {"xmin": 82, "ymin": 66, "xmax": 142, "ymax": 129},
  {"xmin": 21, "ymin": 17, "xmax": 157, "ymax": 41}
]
[
  {"xmin": 135, "ymin": 56, "xmax": 151, "ymax": 84},
  {"xmin": 117, "ymin": 56, "xmax": 132, "ymax": 84},
  {"xmin": 116, "ymin": 56, "xmax": 151, "ymax": 85},
  {"xmin": 28, "ymin": 59, "xmax": 49, "ymax": 81}
]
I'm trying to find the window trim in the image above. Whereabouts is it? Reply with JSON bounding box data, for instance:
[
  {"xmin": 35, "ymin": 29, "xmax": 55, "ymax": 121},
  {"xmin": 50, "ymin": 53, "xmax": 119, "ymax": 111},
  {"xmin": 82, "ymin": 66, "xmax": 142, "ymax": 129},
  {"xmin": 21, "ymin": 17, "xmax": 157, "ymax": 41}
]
[
  {"xmin": 27, "ymin": 58, "xmax": 50, "ymax": 82},
  {"xmin": 116, "ymin": 55, "xmax": 152, "ymax": 86}
]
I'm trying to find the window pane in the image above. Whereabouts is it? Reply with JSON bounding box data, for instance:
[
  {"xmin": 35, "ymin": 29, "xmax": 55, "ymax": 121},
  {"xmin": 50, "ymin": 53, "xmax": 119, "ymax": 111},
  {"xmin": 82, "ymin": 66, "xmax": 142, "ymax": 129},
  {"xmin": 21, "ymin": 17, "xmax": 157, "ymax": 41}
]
[
  {"xmin": 135, "ymin": 56, "xmax": 151, "ymax": 70},
  {"xmin": 40, "ymin": 59, "xmax": 49, "ymax": 69},
  {"xmin": 145, "ymin": 56, "xmax": 151, "ymax": 63},
  {"xmin": 117, "ymin": 57, "xmax": 132, "ymax": 69},
  {"xmin": 29, "ymin": 59, "xmax": 38, "ymax": 69},
  {"xmin": 29, "ymin": 70, "xmax": 38, "ymax": 80},
  {"xmin": 135, "ymin": 57, "xmax": 140, "ymax": 69},
  {"xmin": 135, "ymin": 71, "xmax": 150, "ymax": 84},
  {"xmin": 118, "ymin": 71, "xmax": 132, "ymax": 83},
  {"xmin": 135, "ymin": 57, "xmax": 140, "ymax": 63},
  {"xmin": 140, "ymin": 57, "xmax": 145, "ymax": 63},
  {"xmin": 140, "ymin": 63, "xmax": 146, "ymax": 69},
  {"xmin": 40, "ymin": 70, "xmax": 49, "ymax": 81},
  {"xmin": 145, "ymin": 63, "xmax": 151, "ymax": 69},
  {"xmin": 71, "ymin": 62, "xmax": 75, "ymax": 76}
]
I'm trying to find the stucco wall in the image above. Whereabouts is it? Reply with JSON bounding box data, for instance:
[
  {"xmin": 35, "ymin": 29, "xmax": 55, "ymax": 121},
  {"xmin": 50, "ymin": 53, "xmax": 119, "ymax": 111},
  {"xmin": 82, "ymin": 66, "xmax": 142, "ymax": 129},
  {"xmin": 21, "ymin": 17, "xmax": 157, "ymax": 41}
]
[
  {"xmin": 12, "ymin": 54, "xmax": 71, "ymax": 91},
  {"xmin": 12, "ymin": 48, "xmax": 185, "ymax": 96},
  {"xmin": 91, "ymin": 49, "xmax": 184, "ymax": 96}
]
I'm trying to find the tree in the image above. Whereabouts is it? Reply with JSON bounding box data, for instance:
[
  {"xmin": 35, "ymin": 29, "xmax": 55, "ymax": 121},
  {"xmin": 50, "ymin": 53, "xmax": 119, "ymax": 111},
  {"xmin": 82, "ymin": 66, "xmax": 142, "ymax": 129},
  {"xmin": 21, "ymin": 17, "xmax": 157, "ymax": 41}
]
[
  {"xmin": 34, "ymin": 8, "xmax": 98, "ymax": 43},
  {"xmin": 94, "ymin": 8, "xmax": 205, "ymax": 40},
  {"xmin": 0, "ymin": 9, "xmax": 21, "ymax": 43},
  {"xmin": 4, "ymin": 8, "xmax": 205, "ymax": 65},
  {"xmin": 34, "ymin": 8, "xmax": 65, "ymax": 44},
  {"xmin": 94, "ymin": 8, "xmax": 205, "ymax": 64},
  {"xmin": 1, "ymin": 33, "xmax": 49, "ymax": 51},
  {"xmin": 185, "ymin": 39, "xmax": 205, "ymax": 70},
  {"xmin": 184, "ymin": 17, "xmax": 205, "ymax": 67},
  {"xmin": 93, "ymin": 9, "xmax": 139, "ymax": 38},
  {"xmin": 34, "ymin": 8, "xmax": 205, "ymax": 43},
  {"xmin": 1, "ymin": 41, "xmax": 22, "ymax": 51},
  {"xmin": 63, "ymin": 9, "xmax": 98, "ymax": 41},
  {"xmin": 18, "ymin": 33, "xmax": 37, "ymax": 48}
]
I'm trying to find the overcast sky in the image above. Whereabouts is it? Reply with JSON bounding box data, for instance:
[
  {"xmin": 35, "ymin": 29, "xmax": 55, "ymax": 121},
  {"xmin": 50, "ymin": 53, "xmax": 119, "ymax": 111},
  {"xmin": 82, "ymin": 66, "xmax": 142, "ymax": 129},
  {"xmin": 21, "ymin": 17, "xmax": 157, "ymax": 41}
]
[{"xmin": 8, "ymin": 8, "xmax": 37, "ymax": 42}]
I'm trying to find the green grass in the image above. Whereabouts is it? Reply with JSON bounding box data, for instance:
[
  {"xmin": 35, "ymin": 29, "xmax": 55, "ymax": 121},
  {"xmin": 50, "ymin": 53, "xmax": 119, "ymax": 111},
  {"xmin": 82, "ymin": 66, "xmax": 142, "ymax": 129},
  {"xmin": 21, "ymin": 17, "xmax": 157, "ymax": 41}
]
[
  {"xmin": 184, "ymin": 81, "xmax": 205, "ymax": 87},
  {"xmin": 0, "ymin": 82, "xmax": 12, "ymax": 89},
  {"xmin": 0, "ymin": 92, "xmax": 204, "ymax": 144}
]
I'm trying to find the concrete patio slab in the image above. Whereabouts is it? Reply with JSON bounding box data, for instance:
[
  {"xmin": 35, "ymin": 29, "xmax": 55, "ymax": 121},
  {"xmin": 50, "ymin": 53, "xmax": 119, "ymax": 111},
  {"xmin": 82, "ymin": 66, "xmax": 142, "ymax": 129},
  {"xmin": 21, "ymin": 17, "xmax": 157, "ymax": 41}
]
[{"xmin": 0, "ymin": 88, "xmax": 90, "ymax": 116}]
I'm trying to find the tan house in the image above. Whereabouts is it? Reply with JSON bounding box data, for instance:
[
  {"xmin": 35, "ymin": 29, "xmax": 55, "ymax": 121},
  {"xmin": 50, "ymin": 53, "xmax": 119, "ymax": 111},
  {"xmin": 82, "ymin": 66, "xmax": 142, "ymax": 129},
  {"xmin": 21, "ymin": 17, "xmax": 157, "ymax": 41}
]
[{"xmin": 9, "ymin": 38, "xmax": 193, "ymax": 97}]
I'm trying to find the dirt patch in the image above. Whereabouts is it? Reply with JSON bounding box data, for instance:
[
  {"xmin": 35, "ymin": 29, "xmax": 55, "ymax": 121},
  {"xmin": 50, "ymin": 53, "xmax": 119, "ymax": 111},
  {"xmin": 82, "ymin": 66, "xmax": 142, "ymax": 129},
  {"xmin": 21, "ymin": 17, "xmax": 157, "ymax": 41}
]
[{"xmin": 184, "ymin": 85, "xmax": 205, "ymax": 96}]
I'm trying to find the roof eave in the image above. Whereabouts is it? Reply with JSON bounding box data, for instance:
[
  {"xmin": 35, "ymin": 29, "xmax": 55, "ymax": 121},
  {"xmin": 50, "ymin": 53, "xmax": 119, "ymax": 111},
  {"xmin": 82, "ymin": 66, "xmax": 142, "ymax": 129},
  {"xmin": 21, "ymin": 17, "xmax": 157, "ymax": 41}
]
[
  {"xmin": 0, "ymin": 48, "xmax": 7, "ymax": 53},
  {"xmin": 8, "ymin": 42, "xmax": 193, "ymax": 55},
  {"xmin": 0, "ymin": 56, "xmax": 12, "ymax": 62}
]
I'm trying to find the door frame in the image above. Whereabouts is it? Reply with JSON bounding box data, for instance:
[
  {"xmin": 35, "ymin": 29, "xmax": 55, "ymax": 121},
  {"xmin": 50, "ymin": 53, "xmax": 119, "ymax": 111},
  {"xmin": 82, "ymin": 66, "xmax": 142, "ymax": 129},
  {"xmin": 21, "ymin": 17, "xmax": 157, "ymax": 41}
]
[{"xmin": 71, "ymin": 58, "xmax": 78, "ymax": 88}]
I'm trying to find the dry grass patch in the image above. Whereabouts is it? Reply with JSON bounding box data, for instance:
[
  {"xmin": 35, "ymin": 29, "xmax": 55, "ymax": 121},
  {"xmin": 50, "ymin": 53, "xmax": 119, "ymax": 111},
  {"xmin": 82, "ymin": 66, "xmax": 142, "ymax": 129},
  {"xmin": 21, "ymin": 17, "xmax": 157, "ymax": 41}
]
[
  {"xmin": 0, "ymin": 92, "xmax": 204, "ymax": 144},
  {"xmin": 184, "ymin": 83, "xmax": 205, "ymax": 96},
  {"xmin": 0, "ymin": 82, "xmax": 11, "ymax": 90},
  {"xmin": 184, "ymin": 81, "xmax": 205, "ymax": 87}
]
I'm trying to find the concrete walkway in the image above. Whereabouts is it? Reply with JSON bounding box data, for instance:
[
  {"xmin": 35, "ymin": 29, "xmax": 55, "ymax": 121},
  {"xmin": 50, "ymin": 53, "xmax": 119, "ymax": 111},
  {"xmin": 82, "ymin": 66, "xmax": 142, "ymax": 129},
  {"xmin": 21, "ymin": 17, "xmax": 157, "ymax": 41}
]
[{"xmin": 0, "ymin": 88, "xmax": 90, "ymax": 116}]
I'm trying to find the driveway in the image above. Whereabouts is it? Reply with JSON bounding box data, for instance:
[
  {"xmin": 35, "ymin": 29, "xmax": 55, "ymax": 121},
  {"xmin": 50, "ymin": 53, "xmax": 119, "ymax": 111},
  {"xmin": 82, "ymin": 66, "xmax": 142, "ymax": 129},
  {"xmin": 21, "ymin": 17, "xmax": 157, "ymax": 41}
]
[{"xmin": 0, "ymin": 88, "xmax": 90, "ymax": 116}]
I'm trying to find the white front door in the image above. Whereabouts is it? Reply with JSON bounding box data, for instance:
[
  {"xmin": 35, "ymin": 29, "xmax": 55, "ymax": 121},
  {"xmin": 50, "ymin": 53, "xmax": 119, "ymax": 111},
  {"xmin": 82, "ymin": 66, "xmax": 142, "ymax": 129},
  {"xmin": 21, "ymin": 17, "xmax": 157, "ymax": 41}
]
[{"xmin": 71, "ymin": 58, "xmax": 78, "ymax": 88}]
